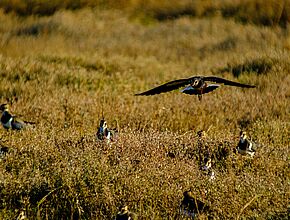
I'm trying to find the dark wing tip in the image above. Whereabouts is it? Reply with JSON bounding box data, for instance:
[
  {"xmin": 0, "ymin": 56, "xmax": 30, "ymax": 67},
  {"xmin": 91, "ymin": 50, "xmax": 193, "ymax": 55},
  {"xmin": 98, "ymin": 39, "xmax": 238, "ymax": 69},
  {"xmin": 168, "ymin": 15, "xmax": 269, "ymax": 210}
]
[
  {"xmin": 240, "ymin": 84, "xmax": 256, "ymax": 88},
  {"xmin": 134, "ymin": 91, "xmax": 154, "ymax": 96}
]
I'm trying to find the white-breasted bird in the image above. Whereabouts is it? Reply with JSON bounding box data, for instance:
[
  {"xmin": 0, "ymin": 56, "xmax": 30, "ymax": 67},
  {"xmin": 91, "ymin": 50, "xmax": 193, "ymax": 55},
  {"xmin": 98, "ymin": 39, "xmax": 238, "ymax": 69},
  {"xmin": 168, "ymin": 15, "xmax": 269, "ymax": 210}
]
[
  {"xmin": 96, "ymin": 119, "xmax": 116, "ymax": 143},
  {"xmin": 201, "ymin": 157, "xmax": 216, "ymax": 181},
  {"xmin": 0, "ymin": 104, "xmax": 35, "ymax": 130},
  {"xmin": 237, "ymin": 131, "xmax": 257, "ymax": 157}
]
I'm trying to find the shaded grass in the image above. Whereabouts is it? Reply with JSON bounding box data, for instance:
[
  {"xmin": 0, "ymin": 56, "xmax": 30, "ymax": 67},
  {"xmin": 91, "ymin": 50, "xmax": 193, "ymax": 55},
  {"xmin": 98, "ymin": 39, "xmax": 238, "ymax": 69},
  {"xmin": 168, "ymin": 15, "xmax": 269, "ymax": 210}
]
[
  {"xmin": 0, "ymin": 0, "xmax": 129, "ymax": 16},
  {"xmin": 14, "ymin": 21, "xmax": 59, "ymax": 37},
  {"xmin": 131, "ymin": 0, "xmax": 290, "ymax": 27},
  {"xmin": 216, "ymin": 57, "xmax": 276, "ymax": 77},
  {"xmin": 0, "ymin": 0, "xmax": 289, "ymax": 28}
]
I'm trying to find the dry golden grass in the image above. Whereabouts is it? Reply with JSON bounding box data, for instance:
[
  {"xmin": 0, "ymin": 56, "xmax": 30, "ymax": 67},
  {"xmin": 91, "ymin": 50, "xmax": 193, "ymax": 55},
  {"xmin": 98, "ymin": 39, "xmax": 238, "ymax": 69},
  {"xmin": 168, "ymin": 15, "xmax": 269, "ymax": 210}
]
[{"xmin": 0, "ymin": 4, "xmax": 289, "ymax": 220}]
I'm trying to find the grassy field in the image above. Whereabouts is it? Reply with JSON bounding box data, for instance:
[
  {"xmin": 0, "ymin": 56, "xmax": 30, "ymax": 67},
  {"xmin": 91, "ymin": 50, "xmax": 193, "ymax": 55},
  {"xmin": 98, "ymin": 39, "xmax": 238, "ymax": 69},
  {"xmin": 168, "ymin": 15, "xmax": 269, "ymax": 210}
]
[{"xmin": 0, "ymin": 1, "xmax": 289, "ymax": 219}]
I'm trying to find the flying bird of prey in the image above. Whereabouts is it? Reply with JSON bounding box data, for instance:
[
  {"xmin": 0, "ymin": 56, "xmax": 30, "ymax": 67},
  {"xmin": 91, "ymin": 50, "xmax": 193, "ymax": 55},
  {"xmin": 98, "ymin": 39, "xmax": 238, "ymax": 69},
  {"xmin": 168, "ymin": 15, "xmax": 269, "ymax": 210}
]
[{"xmin": 135, "ymin": 76, "xmax": 256, "ymax": 100}]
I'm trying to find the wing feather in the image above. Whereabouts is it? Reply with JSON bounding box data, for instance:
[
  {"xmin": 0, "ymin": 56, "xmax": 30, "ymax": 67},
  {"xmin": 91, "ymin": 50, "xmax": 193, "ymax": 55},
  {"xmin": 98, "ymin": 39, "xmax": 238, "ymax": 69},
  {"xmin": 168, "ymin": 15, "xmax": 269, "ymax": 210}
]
[
  {"xmin": 203, "ymin": 76, "xmax": 255, "ymax": 88},
  {"xmin": 135, "ymin": 77, "xmax": 198, "ymax": 96}
]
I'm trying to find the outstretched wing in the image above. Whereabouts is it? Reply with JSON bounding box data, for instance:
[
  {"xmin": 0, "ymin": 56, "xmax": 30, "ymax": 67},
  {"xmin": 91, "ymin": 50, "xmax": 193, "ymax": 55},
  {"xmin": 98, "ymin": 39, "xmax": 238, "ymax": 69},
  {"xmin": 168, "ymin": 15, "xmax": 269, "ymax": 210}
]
[
  {"xmin": 135, "ymin": 76, "xmax": 199, "ymax": 96},
  {"xmin": 204, "ymin": 76, "xmax": 256, "ymax": 88}
]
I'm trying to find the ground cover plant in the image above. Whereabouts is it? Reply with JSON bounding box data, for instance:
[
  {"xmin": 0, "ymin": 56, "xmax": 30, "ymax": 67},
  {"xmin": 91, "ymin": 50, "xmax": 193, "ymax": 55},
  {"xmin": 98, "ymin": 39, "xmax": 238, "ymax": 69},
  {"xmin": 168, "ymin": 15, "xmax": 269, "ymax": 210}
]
[{"xmin": 0, "ymin": 1, "xmax": 289, "ymax": 219}]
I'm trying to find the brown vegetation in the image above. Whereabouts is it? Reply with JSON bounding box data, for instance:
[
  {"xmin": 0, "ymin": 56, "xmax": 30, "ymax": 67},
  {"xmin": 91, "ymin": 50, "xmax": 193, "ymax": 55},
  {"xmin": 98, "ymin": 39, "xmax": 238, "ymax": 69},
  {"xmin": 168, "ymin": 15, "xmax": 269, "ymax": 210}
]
[{"xmin": 0, "ymin": 3, "xmax": 289, "ymax": 220}]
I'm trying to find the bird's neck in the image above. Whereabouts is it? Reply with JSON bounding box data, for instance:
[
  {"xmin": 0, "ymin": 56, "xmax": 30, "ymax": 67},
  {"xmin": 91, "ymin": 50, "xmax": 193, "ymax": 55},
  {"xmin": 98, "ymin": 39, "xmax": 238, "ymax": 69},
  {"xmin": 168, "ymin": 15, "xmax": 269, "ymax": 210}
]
[
  {"xmin": 240, "ymin": 137, "xmax": 247, "ymax": 143},
  {"xmin": 2, "ymin": 110, "xmax": 9, "ymax": 114},
  {"xmin": 1, "ymin": 111, "xmax": 12, "ymax": 120}
]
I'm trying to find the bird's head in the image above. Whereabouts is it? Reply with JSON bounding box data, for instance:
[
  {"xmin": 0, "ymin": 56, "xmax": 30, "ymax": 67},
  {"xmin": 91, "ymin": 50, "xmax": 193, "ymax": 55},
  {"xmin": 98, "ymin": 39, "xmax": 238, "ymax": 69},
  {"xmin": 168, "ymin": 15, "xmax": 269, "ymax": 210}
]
[
  {"xmin": 184, "ymin": 189, "xmax": 194, "ymax": 199},
  {"xmin": 203, "ymin": 158, "xmax": 212, "ymax": 170},
  {"xmin": 240, "ymin": 131, "xmax": 247, "ymax": 140},
  {"xmin": 192, "ymin": 78, "xmax": 202, "ymax": 88},
  {"xmin": 99, "ymin": 119, "xmax": 107, "ymax": 129},
  {"xmin": 0, "ymin": 104, "xmax": 9, "ymax": 112},
  {"xmin": 119, "ymin": 205, "xmax": 129, "ymax": 214}
]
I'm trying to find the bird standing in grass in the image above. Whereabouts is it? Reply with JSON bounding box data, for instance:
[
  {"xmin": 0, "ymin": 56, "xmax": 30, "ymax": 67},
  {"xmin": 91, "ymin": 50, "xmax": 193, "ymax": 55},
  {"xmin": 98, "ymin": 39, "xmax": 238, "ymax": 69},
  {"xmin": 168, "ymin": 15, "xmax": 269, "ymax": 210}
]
[
  {"xmin": 237, "ymin": 131, "xmax": 257, "ymax": 157},
  {"xmin": 180, "ymin": 190, "xmax": 210, "ymax": 219},
  {"xmin": 96, "ymin": 119, "xmax": 116, "ymax": 143},
  {"xmin": 116, "ymin": 205, "xmax": 137, "ymax": 220},
  {"xmin": 0, "ymin": 104, "xmax": 34, "ymax": 130},
  {"xmin": 135, "ymin": 75, "xmax": 255, "ymax": 101},
  {"xmin": 201, "ymin": 157, "xmax": 216, "ymax": 181}
]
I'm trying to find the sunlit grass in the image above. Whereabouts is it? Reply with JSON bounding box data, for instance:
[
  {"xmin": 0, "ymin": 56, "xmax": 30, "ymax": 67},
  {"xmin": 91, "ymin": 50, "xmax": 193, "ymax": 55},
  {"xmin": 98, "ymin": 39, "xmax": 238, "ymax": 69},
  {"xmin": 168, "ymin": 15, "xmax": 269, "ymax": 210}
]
[{"xmin": 0, "ymin": 6, "xmax": 289, "ymax": 220}]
